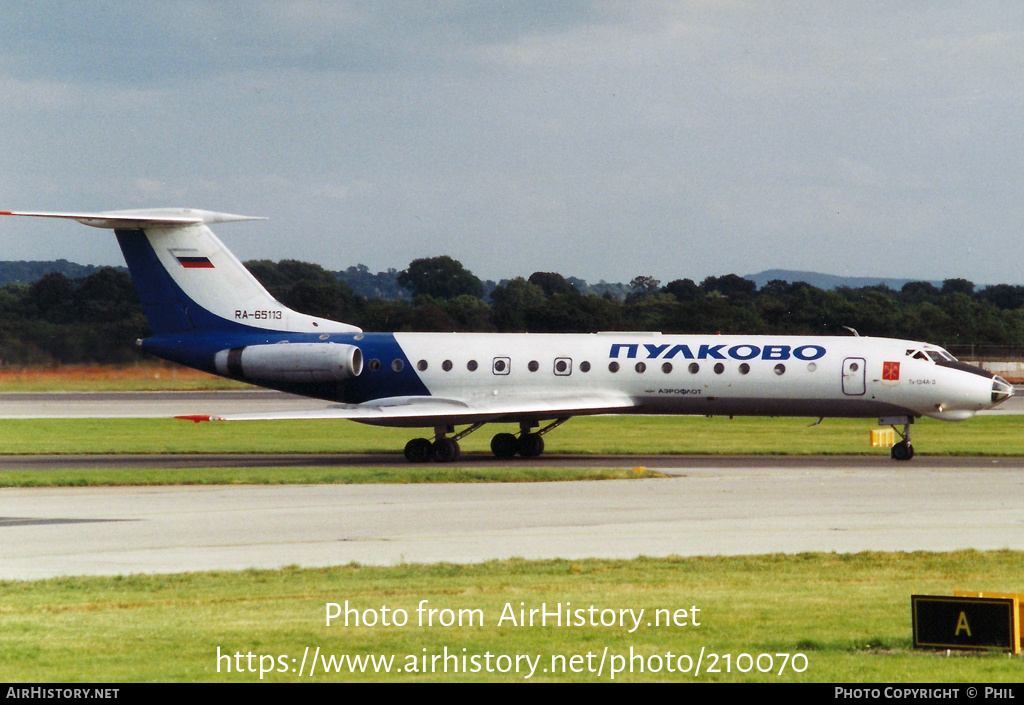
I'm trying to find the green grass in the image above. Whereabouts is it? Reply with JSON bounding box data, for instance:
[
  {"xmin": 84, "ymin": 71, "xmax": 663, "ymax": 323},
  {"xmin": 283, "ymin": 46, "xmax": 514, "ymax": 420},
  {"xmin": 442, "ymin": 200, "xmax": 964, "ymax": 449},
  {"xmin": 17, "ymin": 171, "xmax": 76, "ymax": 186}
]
[
  {"xmin": 0, "ymin": 364, "xmax": 250, "ymax": 392},
  {"xmin": 1, "ymin": 414, "xmax": 1020, "ymax": 487},
  {"xmin": 0, "ymin": 414, "xmax": 1020, "ymax": 456},
  {"xmin": 2, "ymin": 552, "xmax": 1021, "ymax": 682},
  {"xmin": 0, "ymin": 465, "xmax": 660, "ymax": 487}
]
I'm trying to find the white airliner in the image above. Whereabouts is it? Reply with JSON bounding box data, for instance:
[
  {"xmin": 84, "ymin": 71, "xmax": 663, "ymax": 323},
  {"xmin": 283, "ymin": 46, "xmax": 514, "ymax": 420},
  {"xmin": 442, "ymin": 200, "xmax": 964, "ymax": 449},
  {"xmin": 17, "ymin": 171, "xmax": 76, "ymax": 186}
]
[{"xmin": 2, "ymin": 208, "xmax": 1013, "ymax": 462}]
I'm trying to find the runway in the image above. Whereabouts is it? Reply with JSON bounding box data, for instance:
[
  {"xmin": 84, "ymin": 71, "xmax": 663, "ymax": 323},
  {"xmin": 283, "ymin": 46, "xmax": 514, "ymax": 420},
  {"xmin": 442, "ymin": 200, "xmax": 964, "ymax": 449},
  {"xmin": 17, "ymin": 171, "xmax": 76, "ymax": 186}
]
[
  {"xmin": 1, "ymin": 391, "xmax": 1022, "ymax": 581},
  {"xmin": 0, "ymin": 390, "xmax": 324, "ymax": 418}
]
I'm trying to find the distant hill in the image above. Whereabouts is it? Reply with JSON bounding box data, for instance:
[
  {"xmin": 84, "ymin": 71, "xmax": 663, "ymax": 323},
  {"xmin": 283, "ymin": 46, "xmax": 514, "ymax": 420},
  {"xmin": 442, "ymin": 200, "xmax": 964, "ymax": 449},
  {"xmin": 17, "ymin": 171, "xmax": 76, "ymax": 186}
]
[
  {"xmin": 744, "ymin": 269, "xmax": 944, "ymax": 291},
  {"xmin": 0, "ymin": 260, "xmax": 959, "ymax": 297},
  {"xmin": 0, "ymin": 260, "xmax": 123, "ymax": 286}
]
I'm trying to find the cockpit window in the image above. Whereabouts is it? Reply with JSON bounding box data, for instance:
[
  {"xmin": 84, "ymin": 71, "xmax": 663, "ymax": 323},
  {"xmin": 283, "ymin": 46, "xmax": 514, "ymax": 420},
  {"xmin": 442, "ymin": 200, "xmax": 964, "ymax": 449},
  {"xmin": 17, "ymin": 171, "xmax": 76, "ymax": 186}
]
[{"xmin": 907, "ymin": 347, "xmax": 958, "ymax": 363}]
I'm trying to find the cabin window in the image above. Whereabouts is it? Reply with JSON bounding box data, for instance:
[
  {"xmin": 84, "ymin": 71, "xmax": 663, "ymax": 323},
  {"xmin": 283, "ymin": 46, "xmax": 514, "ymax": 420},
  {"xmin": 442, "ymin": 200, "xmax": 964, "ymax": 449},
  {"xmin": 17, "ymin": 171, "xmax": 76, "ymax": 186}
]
[
  {"xmin": 714, "ymin": 363, "xmax": 725, "ymax": 374},
  {"xmin": 492, "ymin": 357, "xmax": 510, "ymax": 375},
  {"xmin": 554, "ymin": 358, "xmax": 572, "ymax": 376},
  {"xmin": 391, "ymin": 359, "xmax": 404, "ymax": 372},
  {"xmin": 609, "ymin": 361, "xmax": 620, "ymax": 373},
  {"xmin": 417, "ymin": 360, "xmax": 428, "ymax": 371},
  {"xmin": 580, "ymin": 361, "xmax": 591, "ymax": 372},
  {"xmin": 528, "ymin": 360, "xmax": 539, "ymax": 372},
  {"xmin": 774, "ymin": 364, "xmax": 786, "ymax": 375},
  {"xmin": 635, "ymin": 362, "xmax": 646, "ymax": 373},
  {"xmin": 739, "ymin": 363, "xmax": 750, "ymax": 374},
  {"xmin": 688, "ymin": 363, "xmax": 699, "ymax": 374},
  {"xmin": 662, "ymin": 362, "xmax": 672, "ymax": 374},
  {"xmin": 468, "ymin": 360, "xmax": 479, "ymax": 372},
  {"xmin": 442, "ymin": 360, "xmax": 453, "ymax": 371},
  {"xmin": 368, "ymin": 359, "xmax": 381, "ymax": 372}
]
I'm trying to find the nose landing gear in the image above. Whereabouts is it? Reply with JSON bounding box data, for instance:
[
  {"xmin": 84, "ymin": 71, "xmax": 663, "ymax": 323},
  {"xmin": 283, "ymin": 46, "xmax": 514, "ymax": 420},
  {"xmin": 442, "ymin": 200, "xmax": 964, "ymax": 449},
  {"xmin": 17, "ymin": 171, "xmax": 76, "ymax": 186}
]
[
  {"xmin": 891, "ymin": 438, "xmax": 913, "ymax": 461},
  {"xmin": 882, "ymin": 416, "xmax": 915, "ymax": 461}
]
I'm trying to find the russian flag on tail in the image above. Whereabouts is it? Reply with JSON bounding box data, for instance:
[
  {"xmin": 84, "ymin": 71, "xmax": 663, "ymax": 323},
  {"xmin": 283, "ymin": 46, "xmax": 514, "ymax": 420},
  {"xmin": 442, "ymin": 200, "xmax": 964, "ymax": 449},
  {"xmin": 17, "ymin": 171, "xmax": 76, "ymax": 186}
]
[{"xmin": 176, "ymin": 255, "xmax": 214, "ymax": 268}]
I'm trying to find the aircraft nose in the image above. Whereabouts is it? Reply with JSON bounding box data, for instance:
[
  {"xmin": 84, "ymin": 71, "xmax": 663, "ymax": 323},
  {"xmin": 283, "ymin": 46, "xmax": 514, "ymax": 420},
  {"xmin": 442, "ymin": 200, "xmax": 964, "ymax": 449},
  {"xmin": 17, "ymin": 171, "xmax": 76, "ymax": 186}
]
[{"xmin": 991, "ymin": 376, "xmax": 1013, "ymax": 406}]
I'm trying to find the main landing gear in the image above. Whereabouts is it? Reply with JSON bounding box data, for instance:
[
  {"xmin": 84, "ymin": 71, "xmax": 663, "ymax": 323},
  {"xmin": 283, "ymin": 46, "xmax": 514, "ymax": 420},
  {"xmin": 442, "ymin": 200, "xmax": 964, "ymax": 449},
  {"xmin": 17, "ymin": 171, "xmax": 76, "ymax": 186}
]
[
  {"xmin": 403, "ymin": 418, "xmax": 568, "ymax": 463},
  {"xmin": 883, "ymin": 416, "xmax": 915, "ymax": 461},
  {"xmin": 490, "ymin": 419, "xmax": 568, "ymax": 459},
  {"xmin": 403, "ymin": 423, "xmax": 481, "ymax": 463}
]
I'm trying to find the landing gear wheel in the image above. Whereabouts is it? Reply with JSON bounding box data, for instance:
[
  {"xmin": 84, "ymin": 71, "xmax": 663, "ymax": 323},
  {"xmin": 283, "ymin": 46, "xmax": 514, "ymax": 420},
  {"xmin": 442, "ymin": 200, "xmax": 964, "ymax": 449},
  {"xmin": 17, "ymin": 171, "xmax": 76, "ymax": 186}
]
[
  {"xmin": 516, "ymin": 433, "xmax": 545, "ymax": 458},
  {"xmin": 404, "ymin": 438, "xmax": 432, "ymax": 463},
  {"xmin": 891, "ymin": 440, "xmax": 914, "ymax": 461},
  {"xmin": 491, "ymin": 433, "xmax": 518, "ymax": 459},
  {"xmin": 431, "ymin": 437, "xmax": 461, "ymax": 463}
]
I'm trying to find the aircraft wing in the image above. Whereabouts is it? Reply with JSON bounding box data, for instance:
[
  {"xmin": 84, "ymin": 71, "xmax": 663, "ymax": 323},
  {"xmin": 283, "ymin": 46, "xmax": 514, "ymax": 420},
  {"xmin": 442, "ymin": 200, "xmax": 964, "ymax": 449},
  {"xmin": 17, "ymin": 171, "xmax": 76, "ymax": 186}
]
[{"xmin": 178, "ymin": 392, "xmax": 638, "ymax": 427}]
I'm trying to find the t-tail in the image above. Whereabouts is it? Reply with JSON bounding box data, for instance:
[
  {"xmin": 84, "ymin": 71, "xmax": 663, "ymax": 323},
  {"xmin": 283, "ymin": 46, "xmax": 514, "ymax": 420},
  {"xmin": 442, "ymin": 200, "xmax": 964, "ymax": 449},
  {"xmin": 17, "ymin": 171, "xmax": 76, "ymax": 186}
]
[{"xmin": 1, "ymin": 209, "xmax": 361, "ymax": 337}]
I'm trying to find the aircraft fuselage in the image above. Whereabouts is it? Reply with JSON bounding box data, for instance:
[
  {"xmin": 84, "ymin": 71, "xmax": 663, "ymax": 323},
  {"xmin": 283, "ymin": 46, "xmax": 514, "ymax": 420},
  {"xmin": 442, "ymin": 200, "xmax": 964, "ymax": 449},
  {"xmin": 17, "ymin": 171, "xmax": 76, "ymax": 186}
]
[{"xmin": 140, "ymin": 330, "xmax": 1009, "ymax": 427}]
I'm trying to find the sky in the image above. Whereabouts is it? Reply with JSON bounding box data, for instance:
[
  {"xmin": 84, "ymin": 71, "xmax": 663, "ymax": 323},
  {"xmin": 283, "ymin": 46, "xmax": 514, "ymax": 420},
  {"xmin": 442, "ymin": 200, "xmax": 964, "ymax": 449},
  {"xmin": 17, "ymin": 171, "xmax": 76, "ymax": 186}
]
[{"xmin": 2, "ymin": 1, "xmax": 1024, "ymax": 286}]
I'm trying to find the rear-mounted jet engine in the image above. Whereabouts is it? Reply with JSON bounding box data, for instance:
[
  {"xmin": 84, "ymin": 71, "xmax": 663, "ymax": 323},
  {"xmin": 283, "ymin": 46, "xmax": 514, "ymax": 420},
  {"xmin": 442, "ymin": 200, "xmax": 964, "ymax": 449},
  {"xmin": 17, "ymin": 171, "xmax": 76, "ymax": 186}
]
[{"xmin": 214, "ymin": 343, "xmax": 363, "ymax": 383}]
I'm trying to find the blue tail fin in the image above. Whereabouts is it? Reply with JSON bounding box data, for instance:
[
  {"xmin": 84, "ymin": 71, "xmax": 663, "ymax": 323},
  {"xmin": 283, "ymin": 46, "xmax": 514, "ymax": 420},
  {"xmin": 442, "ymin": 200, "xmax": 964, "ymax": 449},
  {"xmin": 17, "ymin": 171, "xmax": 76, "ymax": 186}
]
[{"xmin": 3, "ymin": 208, "xmax": 362, "ymax": 336}]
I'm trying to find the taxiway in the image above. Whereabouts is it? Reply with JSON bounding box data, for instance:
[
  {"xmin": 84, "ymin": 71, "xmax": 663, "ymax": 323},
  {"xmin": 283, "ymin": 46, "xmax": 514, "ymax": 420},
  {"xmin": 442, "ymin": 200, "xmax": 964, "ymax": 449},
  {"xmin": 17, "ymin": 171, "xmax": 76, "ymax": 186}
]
[{"xmin": 2, "ymin": 457, "xmax": 1023, "ymax": 580}]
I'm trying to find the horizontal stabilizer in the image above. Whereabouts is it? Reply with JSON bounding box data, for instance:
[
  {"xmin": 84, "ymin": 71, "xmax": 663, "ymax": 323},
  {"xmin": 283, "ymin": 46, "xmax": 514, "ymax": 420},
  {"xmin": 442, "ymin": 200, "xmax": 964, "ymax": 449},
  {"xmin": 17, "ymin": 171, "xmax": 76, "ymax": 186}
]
[{"xmin": 1, "ymin": 209, "xmax": 265, "ymax": 230}]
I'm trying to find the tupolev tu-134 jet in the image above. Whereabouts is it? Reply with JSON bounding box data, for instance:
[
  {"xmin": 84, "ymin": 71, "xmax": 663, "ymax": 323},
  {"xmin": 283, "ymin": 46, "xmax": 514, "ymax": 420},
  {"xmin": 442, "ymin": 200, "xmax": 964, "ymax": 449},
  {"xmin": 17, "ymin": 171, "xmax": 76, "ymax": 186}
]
[{"xmin": 2, "ymin": 208, "xmax": 1013, "ymax": 462}]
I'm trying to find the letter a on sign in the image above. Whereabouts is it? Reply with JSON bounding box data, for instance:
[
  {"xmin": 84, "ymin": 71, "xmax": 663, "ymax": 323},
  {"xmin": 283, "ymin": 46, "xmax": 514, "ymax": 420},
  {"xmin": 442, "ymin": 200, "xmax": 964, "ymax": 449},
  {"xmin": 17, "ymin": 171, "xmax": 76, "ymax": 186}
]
[
  {"xmin": 956, "ymin": 612, "xmax": 972, "ymax": 637},
  {"xmin": 882, "ymin": 361, "xmax": 900, "ymax": 381}
]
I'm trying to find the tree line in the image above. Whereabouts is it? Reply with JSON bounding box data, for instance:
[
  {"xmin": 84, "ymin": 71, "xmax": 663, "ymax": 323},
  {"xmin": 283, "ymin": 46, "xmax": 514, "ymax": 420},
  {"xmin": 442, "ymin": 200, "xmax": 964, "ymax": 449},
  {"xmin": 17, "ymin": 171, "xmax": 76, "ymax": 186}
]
[{"xmin": 3, "ymin": 256, "xmax": 1024, "ymax": 366}]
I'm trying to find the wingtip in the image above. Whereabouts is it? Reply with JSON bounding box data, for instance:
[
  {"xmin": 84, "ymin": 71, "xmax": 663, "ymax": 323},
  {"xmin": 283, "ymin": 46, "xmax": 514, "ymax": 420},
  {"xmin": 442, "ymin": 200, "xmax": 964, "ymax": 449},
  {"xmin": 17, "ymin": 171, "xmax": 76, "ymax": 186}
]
[{"xmin": 175, "ymin": 414, "xmax": 225, "ymax": 423}]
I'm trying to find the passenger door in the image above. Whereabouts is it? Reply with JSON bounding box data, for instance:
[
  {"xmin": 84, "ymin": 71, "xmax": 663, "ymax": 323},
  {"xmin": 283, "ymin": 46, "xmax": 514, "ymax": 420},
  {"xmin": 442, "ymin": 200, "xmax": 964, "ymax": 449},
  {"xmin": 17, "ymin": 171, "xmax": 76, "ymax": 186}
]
[{"xmin": 842, "ymin": 357, "xmax": 866, "ymax": 396}]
